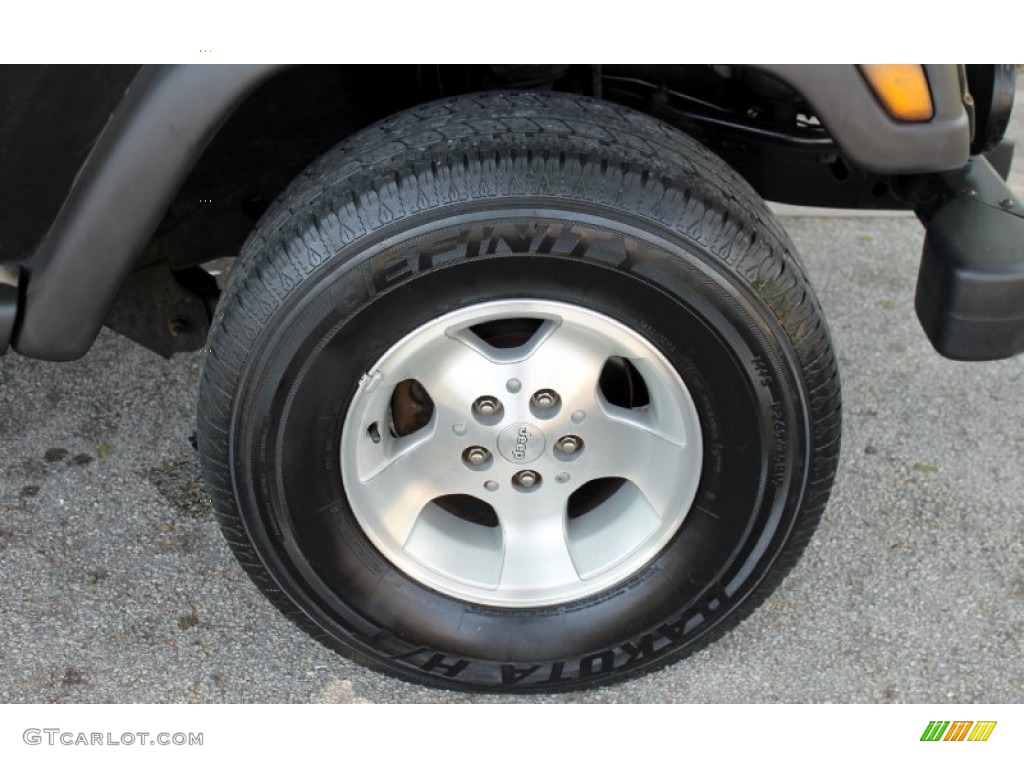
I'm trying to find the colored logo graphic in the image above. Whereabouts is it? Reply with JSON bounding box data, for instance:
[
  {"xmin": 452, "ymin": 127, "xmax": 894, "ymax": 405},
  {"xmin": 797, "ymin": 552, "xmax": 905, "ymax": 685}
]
[{"xmin": 920, "ymin": 721, "xmax": 997, "ymax": 742}]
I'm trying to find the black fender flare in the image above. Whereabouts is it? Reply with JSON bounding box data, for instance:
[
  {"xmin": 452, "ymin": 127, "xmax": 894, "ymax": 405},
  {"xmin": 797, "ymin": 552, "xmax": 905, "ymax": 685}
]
[{"xmin": 13, "ymin": 64, "xmax": 284, "ymax": 360}]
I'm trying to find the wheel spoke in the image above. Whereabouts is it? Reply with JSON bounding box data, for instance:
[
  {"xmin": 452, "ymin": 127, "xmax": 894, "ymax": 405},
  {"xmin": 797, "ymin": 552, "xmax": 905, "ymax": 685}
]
[
  {"xmin": 355, "ymin": 433, "xmax": 461, "ymax": 547},
  {"xmin": 579, "ymin": 401, "xmax": 696, "ymax": 512},
  {"xmin": 518, "ymin": 319, "xmax": 613, "ymax": 408},
  {"xmin": 494, "ymin": 487, "xmax": 579, "ymax": 594},
  {"xmin": 405, "ymin": 331, "xmax": 509, "ymax": 418}
]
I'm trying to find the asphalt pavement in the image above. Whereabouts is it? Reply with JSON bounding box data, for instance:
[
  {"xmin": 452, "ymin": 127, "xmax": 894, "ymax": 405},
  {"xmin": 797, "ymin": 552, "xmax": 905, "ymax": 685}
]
[{"xmin": 2, "ymin": 91, "xmax": 1023, "ymax": 705}]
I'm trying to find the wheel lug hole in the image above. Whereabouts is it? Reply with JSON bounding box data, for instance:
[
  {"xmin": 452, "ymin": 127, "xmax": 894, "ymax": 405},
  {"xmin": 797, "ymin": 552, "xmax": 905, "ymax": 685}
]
[
  {"xmin": 462, "ymin": 446, "xmax": 493, "ymax": 470},
  {"xmin": 472, "ymin": 396, "xmax": 504, "ymax": 424},
  {"xmin": 512, "ymin": 470, "xmax": 542, "ymax": 491},
  {"xmin": 530, "ymin": 389, "xmax": 561, "ymax": 419},
  {"xmin": 532, "ymin": 390, "xmax": 558, "ymax": 408},
  {"xmin": 475, "ymin": 396, "xmax": 499, "ymax": 414},
  {"xmin": 555, "ymin": 435, "xmax": 583, "ymax": 459}
]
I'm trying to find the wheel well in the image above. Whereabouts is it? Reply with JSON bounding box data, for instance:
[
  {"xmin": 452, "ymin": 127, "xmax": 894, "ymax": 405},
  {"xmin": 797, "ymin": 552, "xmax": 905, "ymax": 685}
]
[
  {"xmin": 143, "ymin": 65, "xmax": 587, "ymax": 271},
  {"xmin": 115, "ymin": 63, "xmax": 911, "ymax": 359},
  {"xmin": 142, "ymin": 64, "xmax": 896, "ymax": 275}
]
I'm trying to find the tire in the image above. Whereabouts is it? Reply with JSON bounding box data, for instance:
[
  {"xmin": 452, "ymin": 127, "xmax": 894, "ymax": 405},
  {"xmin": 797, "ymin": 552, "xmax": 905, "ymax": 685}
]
[{"xmin": 197, "ymin": 91, "xmax": 841, "ymax": 692}]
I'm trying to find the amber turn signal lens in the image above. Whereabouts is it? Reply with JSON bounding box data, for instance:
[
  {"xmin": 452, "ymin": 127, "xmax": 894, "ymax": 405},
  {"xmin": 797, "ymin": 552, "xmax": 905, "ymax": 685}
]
[{"xmin": 859, "ymin": 64, "xmax": 934, "ymax": 121}]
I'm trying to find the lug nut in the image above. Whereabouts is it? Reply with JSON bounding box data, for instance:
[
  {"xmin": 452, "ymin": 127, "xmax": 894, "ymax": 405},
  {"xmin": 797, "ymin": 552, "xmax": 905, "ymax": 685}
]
[
  {"xmin": 473, "ymin": 396, "xmax": 502, "ymax": 416},
  {"xmin": 532, "ymin": 389, "xmax": 560, "ymax": 409},
  {"xmin": 556, "ymin": 435, "xmax": 582, "ymax": 454},
  {"xmin": 514, "ymin": 470, "xmax": 541, "ymax": 489},
  {"xmin": 465, "ymin": 446, "xmax": 490, "ymax": 465}
]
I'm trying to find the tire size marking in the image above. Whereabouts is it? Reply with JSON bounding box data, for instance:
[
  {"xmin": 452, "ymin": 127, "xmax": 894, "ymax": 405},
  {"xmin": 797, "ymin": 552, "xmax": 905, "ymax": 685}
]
[
  {"xmin": 769, "ymin": 401, "xmax": 788, "ymax": 487},
  {"xmin": 751, "ymin": 355, "xmax": 773, "ymax": 390},
  {"xmin": 752, "ymin": 355, "xmax": 789, "ymax": 488}
]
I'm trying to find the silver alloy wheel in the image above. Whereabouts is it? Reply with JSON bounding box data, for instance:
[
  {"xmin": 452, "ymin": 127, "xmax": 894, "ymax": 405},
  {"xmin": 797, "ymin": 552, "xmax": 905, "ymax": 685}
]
[{"xmin": 340, "ymin": 299, "xmax": 703, "ymax": 607}]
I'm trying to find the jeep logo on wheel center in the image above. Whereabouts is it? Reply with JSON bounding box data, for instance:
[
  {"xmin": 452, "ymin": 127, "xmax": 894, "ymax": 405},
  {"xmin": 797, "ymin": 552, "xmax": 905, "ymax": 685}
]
[
  {"xmin": 513, "ymin": 427, "xmax": 530, "ymax": 460},
  {"xmin": 498, "ymin": 422, "xmax": 546, "ymax": 464}
]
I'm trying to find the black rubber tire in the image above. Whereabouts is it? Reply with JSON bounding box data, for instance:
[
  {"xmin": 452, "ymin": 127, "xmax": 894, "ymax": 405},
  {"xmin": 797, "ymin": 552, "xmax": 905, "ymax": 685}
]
[{"xmin": 197, "ymin": 91, "xmax": 842, "ymax": 693}]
